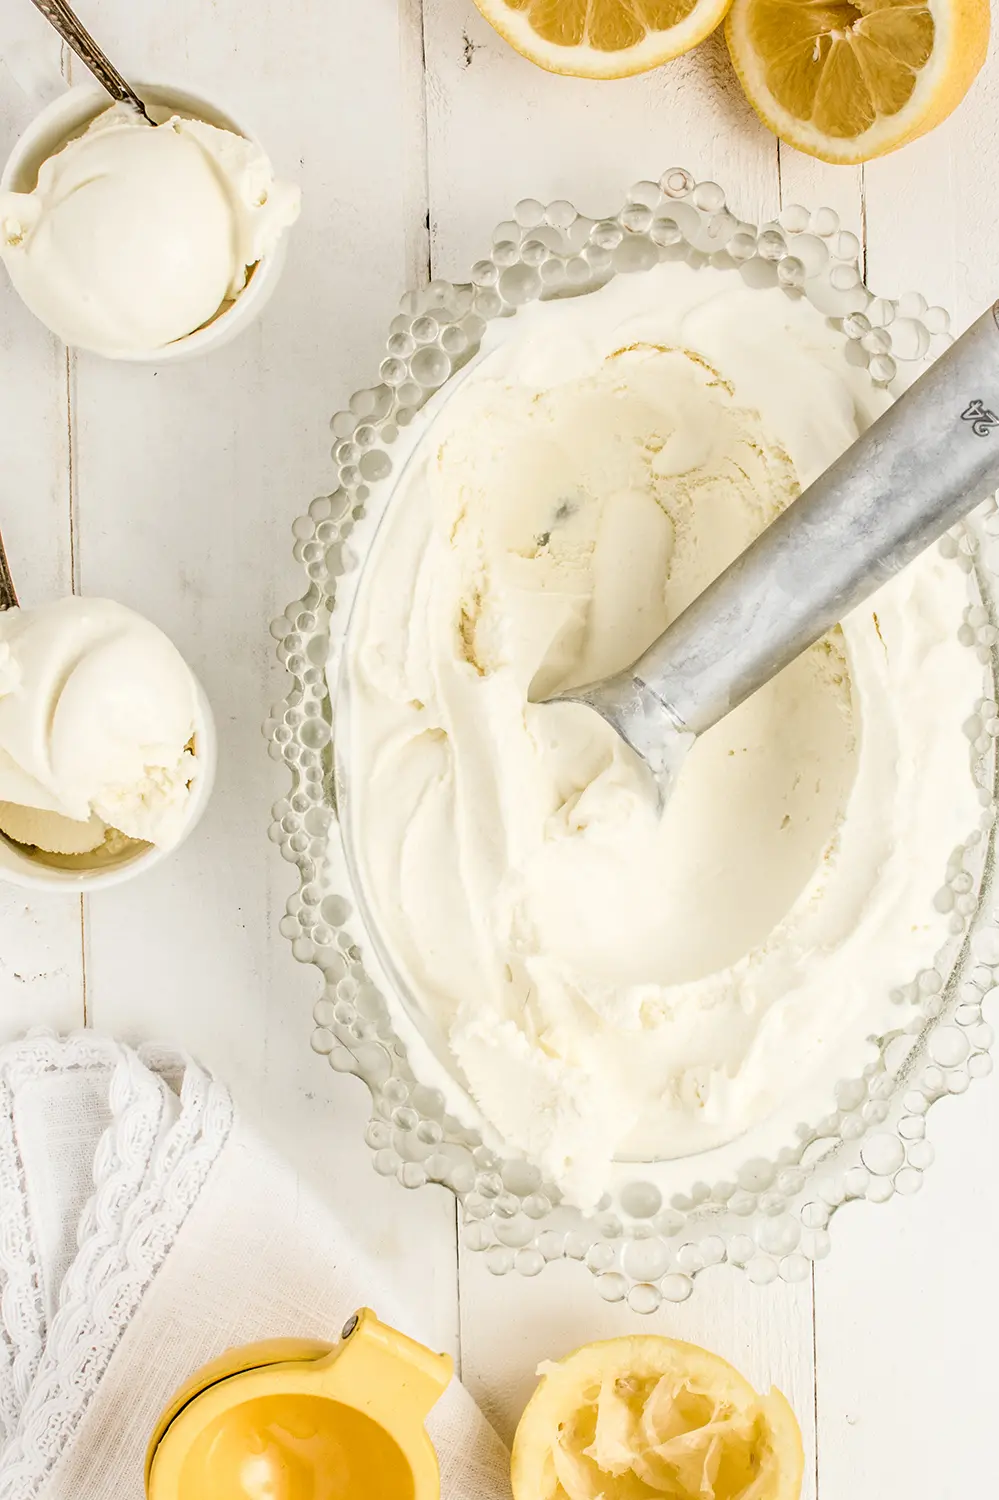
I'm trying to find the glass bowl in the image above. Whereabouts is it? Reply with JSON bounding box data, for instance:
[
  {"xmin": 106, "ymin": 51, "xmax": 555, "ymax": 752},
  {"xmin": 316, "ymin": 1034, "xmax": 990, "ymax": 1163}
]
[{"xmin": 267, "ymin": 171, "xmax": 998, "ymax": 1309}]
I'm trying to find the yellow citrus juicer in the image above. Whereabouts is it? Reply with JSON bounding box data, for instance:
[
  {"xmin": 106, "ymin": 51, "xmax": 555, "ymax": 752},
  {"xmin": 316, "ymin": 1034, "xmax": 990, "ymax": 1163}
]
[{"xmin": 145, "ymin": 1307, "xmax": 453, "ymax": 1500}]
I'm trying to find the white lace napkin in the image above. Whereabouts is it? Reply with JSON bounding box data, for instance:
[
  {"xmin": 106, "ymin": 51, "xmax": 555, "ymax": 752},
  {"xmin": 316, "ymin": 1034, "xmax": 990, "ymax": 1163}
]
[{"xmin": 0, "ymin": 1031, "xmax": 511, "ymax": 1500}]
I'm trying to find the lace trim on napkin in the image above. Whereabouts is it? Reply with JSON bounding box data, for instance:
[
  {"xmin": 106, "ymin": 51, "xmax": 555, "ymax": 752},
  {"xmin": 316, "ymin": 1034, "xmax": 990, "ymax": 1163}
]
[
  {"xmin": 0, "ymin": 1032, "xmax": 233, "ymax": 1500},
  {"xmin": 0, "ymin": 1069, "xmax": 42, "ymax": 1450},
  {"xmin": 0, "ymin": 1031, "xmax": 134, "ymax": 1450}
]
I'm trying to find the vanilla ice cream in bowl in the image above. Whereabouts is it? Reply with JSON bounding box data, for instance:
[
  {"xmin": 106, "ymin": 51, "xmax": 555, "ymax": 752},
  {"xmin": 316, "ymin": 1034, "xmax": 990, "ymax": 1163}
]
[
  {"xmin": 270, "ymin": 174, "xmax": 999, "ymax": 1306},
  {"xmin": 0, "ymin": 83, "xmax": 300, "ymax": 361},
  {"xmin": 0, "ymin": 595, "xmax": 215, "ymax": 890}
]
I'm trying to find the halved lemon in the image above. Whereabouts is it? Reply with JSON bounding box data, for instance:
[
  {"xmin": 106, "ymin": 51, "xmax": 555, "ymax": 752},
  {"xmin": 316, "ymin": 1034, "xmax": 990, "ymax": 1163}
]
[
  {"xmin": 511, "ymin": 1334, "xmax": 804, "ymax": 1500},
  {"xmin": 472, "ymin": 0, "xmax": 735, "ymax": 78},
  {"xmin": 726, "ymin": 0, "xmax": 989, "ymax": 163}
]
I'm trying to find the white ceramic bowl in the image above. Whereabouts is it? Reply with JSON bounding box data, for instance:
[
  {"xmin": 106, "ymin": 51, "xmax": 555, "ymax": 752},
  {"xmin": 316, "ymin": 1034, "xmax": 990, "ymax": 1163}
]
[
  {"xmin": 0, "ymin": 678, "xmax": 216, "ymax": 892},
  {"xmin": 0, "ymin": 82, "xmax": 290, "ymax": 363}
]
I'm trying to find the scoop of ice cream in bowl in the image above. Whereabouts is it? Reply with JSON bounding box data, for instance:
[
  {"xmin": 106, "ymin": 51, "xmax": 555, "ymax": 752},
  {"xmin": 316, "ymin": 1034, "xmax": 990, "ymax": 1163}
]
[
  {"xmin": 0, "ymin": 83, "xmax": 300, "ymax": 360},
  {"xmin": 0, "ymin": 595, "xmax": 214, "ymax": 890}
]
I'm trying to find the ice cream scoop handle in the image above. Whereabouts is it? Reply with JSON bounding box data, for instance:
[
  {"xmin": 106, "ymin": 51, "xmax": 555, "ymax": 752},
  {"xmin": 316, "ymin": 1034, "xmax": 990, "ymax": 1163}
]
[
  {"xmin": 629, "ymin": 300, "xmax": 999, "ymax": 736},
  {"xmin": 29, "ymin": 0, "xmax": 152, "ymax": 123}
]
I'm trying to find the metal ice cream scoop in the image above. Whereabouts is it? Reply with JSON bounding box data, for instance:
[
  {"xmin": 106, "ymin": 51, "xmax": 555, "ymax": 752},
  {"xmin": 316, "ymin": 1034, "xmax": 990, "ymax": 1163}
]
[
  {"xmin": 553, "ymin": 300, "xmax": 999, "ymax": 783},
  {"xmin": 29, "ymin": 0, "xmax": 153, "ymax": 123}
]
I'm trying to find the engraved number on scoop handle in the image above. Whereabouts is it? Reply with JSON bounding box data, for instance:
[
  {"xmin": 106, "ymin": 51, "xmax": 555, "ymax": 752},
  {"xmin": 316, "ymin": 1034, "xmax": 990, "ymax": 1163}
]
[
  {"xmin": 28, "ymin": 0, "xmax": 153, "ymax": 123},
  {"xmin": 962, "ymin": 398, "xmax": 999, "ymax": 436}
]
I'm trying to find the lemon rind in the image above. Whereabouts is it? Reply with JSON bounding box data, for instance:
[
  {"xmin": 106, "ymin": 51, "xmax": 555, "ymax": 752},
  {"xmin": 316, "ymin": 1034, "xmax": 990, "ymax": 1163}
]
[
  {"xmin": 473, "ymin": 0, "xmax": 735, "ymax": 78},
  {"xmin": 725, "ymin": 0, "xmax": 989, "ymax": 164},
  {"xmin": 511, "ymin": 1334, "xmax": 804, "ymax": 1500}
]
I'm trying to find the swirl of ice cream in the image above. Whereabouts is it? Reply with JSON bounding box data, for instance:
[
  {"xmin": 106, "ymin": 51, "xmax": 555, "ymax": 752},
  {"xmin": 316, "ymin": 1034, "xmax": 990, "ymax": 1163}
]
[
  {"xmin": 0, "ymin": 103, "xmax": 300, "ymax": 355},
  {"xmin": 0, "ymin": 597, "xmax": 204, "ymax": 856},
  {"xmin": 344, "ymin": 263, "xmax": 985, "ymax": 1206}
]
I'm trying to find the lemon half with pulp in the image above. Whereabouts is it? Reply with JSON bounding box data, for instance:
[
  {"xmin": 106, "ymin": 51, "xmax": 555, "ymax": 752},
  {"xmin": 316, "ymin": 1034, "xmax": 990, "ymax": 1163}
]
[
  {"xmin": 473, "ymin": 0, "xmax": 735, "ymax": 78},
  {"xmin": 511, "ymin": 1334, "xmax": 803, "ymax": 1500},
  {"xmin": 726, "ymin": 0, "xmax": 989, "ymax": 163}
]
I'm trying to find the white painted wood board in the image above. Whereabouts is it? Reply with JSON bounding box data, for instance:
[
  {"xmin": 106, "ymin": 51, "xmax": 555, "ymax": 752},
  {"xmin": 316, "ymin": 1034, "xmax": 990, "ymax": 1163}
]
[{"xmin": 0, "ymin": 2, "xmax": 996, "ymax": 1489}]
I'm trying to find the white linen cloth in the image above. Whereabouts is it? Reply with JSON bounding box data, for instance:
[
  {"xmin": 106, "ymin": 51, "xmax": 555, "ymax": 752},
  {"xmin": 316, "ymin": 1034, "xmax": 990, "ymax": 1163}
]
[{"xmin": 0, "ymin": 1031, "xmax": 511, "ymax": 1500}]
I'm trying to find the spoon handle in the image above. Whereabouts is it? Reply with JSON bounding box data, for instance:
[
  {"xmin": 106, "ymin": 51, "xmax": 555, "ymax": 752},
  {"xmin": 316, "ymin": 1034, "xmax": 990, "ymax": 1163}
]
[
  {"xmin": 0, "ymin": 529, "xmax": 18, "ymax": 612},
  {"xmin": 28, "ymin": 0, "xmax": 152, "ymax": 122},
  {"xmin": 623, "ymin": 301, "xmax": 999, "ymax": 736}
]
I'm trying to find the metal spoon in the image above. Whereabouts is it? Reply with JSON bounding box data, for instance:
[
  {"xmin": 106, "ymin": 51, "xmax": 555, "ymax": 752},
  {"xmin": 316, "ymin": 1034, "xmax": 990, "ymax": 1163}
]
[
  {"xmin": 551, "ymin": 300, "xmax": 999, "ymax": 790},
  {"xmin": 28, "ymin": 0, "xmax": 153, "ymax": 123},
  {"xmin": 0, "ymin": 528, "xmax": 18, "ymax": 612}
]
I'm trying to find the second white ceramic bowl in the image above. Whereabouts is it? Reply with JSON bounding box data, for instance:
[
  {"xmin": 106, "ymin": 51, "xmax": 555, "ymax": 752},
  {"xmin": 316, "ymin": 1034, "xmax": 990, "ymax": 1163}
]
[{"xmin": 0, "ymin": 678, "xmax": 217, "ymax": 892}]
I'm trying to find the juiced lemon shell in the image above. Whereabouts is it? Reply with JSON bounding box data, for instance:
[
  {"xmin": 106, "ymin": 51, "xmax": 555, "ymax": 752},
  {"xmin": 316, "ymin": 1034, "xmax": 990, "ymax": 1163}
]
[{"xmin": 511, "ymin": 1334, "xmax": 804, "ymax": 1500}]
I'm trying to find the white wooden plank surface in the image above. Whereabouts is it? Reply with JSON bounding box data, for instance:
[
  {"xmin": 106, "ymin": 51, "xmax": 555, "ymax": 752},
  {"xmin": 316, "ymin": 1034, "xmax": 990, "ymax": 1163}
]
[
  {"xmin": 813, "ymin": 47, "xmax": 999, "ymax": 1498},
  {"xmin": 814, "ymin": 1064, "xmax": 999, "ymax": 1499},
  {"xmin": 458, "ymin": 1255, "xmax": 815, "ymax": 1456},
  {"xmin": 0, "ymin": 12, "xmax": 81, "ymax": 1041},
  {"xmin": 0, "ymin": 0, "xmax": 458, "ymax": 1361},
  {"xmin": 1, "ymin": 0, "xmax": 997, "ymax": 1491},
  {"xmin": 424, "ymin": 8, "xmax": 781, "ymax": 261}
]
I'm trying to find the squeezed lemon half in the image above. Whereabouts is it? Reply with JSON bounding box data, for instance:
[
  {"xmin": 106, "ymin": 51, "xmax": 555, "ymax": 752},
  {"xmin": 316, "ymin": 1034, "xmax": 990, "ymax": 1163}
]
[
  {"xmin": 472, "ymin": 0, "xmax": 735, "ymax": 78},
  {"xmin": 511, "ymin": 1334, "xmax": 803, "ymax": 1500},
  {"xmin": 726, "ymin": 0, "xmax": 989, "ymax": 163}
]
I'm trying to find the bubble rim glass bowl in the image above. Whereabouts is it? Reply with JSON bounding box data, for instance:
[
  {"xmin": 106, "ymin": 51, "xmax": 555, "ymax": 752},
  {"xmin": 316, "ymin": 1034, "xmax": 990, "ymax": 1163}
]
[{"xmin": 268, "ymin": 171, "xmax": 999, "ymax": 1310}]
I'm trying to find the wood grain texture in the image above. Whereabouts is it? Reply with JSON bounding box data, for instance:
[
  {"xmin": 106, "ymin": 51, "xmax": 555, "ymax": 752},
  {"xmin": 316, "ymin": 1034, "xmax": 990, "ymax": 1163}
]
[
  {"xmin": 0, "ymin": 0, "xmax": 458, "ymax": 1360},
  {"xmin": 458, "ymin": 1254, "xmax": 815, "ymax": 1477},
  {"xmin": 423, "ymin": 2, "xmax": 781, "ymax": 272},
  {"xmin": 814, "ymin": 39, "xmax": 999, "ymax": 1499},
  {"xmin": 777, "ymin": 149, "xmax": 863, "ymax": 245},
  {"xmin": 0, "ymin": 14, "xmax": 82, "ymax": 1038},
  {"xmin": 864, "ymin": 59, "xmax": 998, "ymax": 327},
  {"xmin": 1, "ymin": 0, "xmax": 998, "ymax": 1485},
  {"xmin": 814, "ymin": 1068, "xmax": 999, "ymax": 1498}
]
